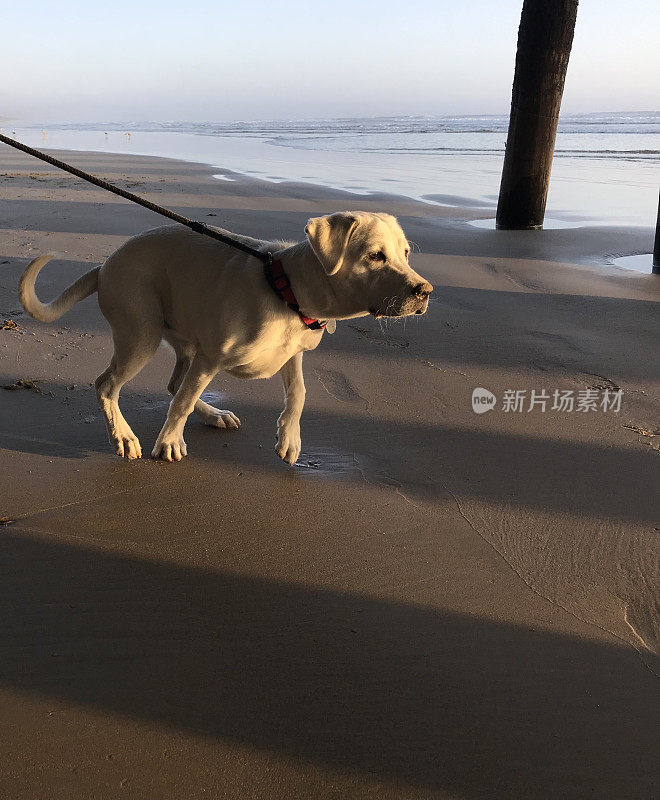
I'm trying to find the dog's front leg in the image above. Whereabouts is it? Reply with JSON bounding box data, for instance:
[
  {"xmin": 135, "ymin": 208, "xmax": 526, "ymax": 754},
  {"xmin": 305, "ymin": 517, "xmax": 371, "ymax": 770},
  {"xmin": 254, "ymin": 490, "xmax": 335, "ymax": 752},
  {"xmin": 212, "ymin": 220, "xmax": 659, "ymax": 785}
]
[
  {"xmin": 276, "ymin": 352, "xmax": 305, "ymax": 466},
  {"xmin": 153, "ymin": 352, "xmax": 218, "ymax": 462}
]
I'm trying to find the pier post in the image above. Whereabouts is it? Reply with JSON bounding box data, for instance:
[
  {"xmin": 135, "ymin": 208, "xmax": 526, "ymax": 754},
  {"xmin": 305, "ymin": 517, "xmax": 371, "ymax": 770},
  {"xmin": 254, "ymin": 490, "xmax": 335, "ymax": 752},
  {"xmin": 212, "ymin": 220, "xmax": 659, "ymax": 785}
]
[
  {"xmin": 496, "ymin": 0, "xmax": 579, "ymax": 230},
  {"xmin": 653, "ymin": 191, "xmax": 660, "ymax": 274}
]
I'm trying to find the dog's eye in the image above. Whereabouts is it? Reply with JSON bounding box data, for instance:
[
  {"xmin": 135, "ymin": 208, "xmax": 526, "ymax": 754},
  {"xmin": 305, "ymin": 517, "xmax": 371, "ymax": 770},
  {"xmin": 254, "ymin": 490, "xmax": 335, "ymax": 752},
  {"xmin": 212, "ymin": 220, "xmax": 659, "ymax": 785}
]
[
  {"xmin": 404, "ymin": 249, "xmax": 410, "ymax": 260},
  {"xmin": 367, "ymin": 251, "xmax": 385, "ymax": 262}
]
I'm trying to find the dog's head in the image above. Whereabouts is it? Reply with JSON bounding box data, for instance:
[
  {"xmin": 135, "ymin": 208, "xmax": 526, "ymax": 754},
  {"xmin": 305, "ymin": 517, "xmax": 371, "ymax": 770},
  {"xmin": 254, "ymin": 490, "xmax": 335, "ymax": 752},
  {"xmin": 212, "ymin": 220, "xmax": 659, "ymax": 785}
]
[{"xmin": 305, "ymin": 212, "xmax": 432, "ymax": 318}]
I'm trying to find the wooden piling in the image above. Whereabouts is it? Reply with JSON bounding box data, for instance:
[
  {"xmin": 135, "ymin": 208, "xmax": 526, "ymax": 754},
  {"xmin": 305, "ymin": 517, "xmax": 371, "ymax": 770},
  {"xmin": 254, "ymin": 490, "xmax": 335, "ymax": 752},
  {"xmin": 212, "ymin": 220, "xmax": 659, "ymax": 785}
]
[{"xmin": 496, "ymin": 0, "xmax": 579, "ymax": 230}]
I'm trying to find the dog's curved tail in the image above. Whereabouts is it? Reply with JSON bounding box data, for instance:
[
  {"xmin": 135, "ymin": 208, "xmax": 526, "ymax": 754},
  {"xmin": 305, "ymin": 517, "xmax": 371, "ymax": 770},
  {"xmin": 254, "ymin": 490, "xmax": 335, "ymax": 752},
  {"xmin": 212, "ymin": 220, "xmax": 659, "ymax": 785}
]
[{"xmin": 19, "ymin": 255, "xmax": 100, "ymax": 323}]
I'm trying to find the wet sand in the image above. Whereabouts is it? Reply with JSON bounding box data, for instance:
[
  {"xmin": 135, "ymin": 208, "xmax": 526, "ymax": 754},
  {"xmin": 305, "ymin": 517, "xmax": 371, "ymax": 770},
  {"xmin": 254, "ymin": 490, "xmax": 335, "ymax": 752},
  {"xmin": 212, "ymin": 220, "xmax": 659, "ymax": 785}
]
[{"xmin": 0, "ymin": 148, "xmax": 658, "ymax": 799}]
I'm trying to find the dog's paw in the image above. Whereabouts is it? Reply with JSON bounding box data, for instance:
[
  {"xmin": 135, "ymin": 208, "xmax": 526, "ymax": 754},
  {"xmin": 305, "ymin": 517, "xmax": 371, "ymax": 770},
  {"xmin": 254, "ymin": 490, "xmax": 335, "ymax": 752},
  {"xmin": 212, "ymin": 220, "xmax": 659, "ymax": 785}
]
[
  {"xmin": 111, "ymin": 432, "xmax": 142, "ymax": 459},
  {"xmin": 204, "ymin": 409, "xmax": 241, "ymax": 429},
  {"xmin": 152, "ymin": 434, "xmax": 188, "ymax": 462},
  {"xmin": 276, "ymin": 423, "xmax": 301, "ymax": 466}
]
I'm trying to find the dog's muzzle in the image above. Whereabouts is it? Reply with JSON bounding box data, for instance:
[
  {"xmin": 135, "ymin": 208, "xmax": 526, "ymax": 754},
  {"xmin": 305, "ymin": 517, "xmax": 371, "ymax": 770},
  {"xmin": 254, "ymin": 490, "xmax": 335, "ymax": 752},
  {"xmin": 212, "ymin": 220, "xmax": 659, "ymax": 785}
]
[{"xmin": 370, "ymin": 281, "xmax": 433, "ymax": 318}]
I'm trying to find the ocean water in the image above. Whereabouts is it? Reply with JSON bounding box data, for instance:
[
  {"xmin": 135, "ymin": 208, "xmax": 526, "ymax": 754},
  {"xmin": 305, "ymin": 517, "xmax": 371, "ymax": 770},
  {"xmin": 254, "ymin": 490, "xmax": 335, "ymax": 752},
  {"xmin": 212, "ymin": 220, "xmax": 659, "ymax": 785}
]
[
  {"xmin": 16, "ymin": 111, "xmax": 660, "ymax": 159},
  {"xmin": 5, "ymin": 112, "xmax": 660, "ymax": 226}
]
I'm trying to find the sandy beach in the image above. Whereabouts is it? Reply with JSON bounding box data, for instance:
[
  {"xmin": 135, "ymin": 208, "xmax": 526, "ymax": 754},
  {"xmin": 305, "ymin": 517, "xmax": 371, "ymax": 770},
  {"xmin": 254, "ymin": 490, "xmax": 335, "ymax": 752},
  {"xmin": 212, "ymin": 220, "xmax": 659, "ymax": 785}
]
[{"xmin": 0, "ymin": 146, "xmax": 658, "ymax": 799}]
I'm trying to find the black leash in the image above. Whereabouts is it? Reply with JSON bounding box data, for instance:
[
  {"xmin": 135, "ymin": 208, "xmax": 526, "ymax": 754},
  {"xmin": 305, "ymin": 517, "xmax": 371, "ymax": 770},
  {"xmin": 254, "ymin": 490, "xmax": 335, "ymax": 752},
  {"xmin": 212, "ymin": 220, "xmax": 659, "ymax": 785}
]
[{"xmin": 0, "ymin": 132, "xmax": 271, "ymax": 264}]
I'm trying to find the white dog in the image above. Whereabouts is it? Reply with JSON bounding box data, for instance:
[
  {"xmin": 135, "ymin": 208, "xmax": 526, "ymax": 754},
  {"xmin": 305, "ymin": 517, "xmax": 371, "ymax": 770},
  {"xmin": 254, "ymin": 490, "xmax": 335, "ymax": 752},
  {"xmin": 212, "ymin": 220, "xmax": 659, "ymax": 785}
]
[{"xmin": 19, "ymin": 211, "xmax": 432, "ymax": 464}]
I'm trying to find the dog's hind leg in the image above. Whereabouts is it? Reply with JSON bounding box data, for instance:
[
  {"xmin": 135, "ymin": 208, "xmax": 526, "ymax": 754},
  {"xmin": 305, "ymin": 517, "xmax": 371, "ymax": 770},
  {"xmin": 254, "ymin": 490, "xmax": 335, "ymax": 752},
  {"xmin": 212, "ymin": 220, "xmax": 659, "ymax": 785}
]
[
  {"xmin": 165, "ymin": 335, "xmax": 240, "ymax": 430},
  {"xmin": 95, "ymin": 331, "xmax": 161, "ymax": 459}
]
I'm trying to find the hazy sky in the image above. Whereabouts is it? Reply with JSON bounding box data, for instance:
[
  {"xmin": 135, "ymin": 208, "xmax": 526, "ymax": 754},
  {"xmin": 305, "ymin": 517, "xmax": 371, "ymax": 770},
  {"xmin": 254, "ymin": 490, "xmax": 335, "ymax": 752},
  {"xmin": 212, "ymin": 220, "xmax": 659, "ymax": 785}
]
[{"xmin": 3, "ymin": 0, "xmax": 658, "ymax": 122}]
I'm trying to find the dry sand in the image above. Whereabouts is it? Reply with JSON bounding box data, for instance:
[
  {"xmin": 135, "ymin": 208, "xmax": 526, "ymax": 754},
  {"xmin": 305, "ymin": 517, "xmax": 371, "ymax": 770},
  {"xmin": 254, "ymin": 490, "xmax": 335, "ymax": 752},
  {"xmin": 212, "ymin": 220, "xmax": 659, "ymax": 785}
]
[{"xmin": 0, "ymin": 148, "xmax": 658, "ymax": 799}]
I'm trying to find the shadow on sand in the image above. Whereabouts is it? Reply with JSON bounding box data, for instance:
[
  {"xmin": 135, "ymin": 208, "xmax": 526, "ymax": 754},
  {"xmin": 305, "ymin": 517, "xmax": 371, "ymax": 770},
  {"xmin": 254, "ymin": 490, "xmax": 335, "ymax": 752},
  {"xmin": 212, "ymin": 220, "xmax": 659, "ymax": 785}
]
[{"xmin": 0, "ymin": 530, "xmax": 657, "ymax": 799}]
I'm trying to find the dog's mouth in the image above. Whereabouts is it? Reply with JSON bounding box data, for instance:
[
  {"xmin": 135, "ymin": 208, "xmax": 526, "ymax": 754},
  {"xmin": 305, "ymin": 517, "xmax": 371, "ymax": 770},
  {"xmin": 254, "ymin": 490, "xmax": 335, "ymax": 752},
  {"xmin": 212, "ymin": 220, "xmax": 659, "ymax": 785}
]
[
  {"xmin": 415, "ymin": 297, "xmax": 429, "ymax": 315},
  {"xmin": 370, "ymin": 297, "xmax": 429, "ymax": 318},
  {"xmin": 369, "ymin": 301, "xmax": 408, "ymax": 319}
]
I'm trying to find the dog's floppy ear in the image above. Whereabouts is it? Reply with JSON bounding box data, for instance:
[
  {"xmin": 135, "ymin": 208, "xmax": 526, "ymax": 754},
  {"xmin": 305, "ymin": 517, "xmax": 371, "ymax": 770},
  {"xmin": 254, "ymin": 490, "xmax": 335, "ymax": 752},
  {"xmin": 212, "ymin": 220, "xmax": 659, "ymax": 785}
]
[{"xmin": 305, "ymin": 212, "xmax": 359, "ymax": 275}]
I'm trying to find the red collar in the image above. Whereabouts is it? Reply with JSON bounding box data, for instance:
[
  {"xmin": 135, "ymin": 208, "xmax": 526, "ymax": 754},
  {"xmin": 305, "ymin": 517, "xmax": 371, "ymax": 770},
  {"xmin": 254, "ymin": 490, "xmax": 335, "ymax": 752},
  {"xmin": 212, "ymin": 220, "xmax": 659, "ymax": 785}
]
[{"xmin": 264, "ymin": 259, "xmax": 326, "ymax": 330}]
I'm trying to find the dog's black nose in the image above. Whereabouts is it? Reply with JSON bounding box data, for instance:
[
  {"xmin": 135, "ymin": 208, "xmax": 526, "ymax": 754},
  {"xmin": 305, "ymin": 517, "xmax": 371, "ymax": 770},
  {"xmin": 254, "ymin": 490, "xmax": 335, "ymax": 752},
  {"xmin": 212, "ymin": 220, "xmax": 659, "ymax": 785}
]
[{"xmin": 413, "ymin": 281, "xmax": 433, "ymax": 297}]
